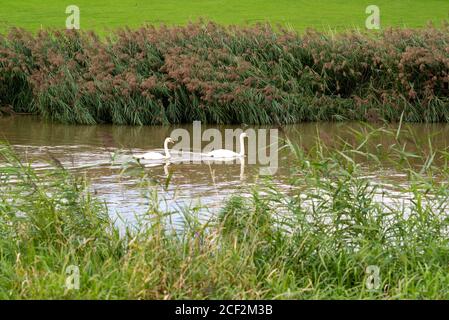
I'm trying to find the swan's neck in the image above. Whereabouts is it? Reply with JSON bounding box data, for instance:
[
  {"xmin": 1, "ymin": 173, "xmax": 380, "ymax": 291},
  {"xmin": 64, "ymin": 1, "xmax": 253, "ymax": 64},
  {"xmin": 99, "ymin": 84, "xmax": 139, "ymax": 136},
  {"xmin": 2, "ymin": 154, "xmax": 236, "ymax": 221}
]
[
  {"xmin": 239, "ymin": 134, "xmax": 245, "ymax": 157},
  {"xmin": 164, "ymin": 139, "xmax": 171, "ymax": 158}
]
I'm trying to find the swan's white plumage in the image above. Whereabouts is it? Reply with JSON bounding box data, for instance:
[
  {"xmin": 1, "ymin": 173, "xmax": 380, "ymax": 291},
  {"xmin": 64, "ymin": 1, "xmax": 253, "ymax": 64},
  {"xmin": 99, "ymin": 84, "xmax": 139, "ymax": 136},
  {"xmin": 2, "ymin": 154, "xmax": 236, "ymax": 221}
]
[
  {"xmin": 206, "ymin": 149, "xmax": 242, "ymax": 158},
  {"xmin": 203, "ymin": 133, "xmax": 247, "ymax": 159},
  {"xmin": 133, "ymin": 137, "xmax": 174, "ymax": 160},
  {"xmin": 134, "ymin": 151, "xmax": 166, "ymax": 160}
]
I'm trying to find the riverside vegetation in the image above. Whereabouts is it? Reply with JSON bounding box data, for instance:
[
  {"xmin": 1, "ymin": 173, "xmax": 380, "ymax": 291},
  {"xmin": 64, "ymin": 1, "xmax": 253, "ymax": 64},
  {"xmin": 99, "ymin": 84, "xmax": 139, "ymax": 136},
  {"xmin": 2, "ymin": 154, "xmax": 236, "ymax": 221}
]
[
  {"xmin": 1, "ymin": 126, "xmax": 449, "ymax": 299},
  {"xmin": 1, "ymin": 23, "xmax": 449, "ymax": 125}
]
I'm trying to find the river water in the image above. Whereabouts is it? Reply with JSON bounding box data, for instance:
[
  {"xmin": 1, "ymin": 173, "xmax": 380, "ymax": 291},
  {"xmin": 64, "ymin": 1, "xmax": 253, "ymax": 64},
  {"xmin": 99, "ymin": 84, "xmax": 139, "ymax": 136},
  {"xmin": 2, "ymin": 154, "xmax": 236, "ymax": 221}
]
[{"xmin": 1, "ymin": 116, "xmax": 449, "ymax": 224}]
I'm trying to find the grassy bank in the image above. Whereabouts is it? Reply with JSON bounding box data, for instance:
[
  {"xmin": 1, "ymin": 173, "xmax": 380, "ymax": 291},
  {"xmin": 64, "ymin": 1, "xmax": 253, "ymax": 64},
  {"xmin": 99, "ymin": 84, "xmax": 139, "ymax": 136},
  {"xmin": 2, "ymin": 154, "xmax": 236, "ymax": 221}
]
[
  {"xmin": 2, "ymin": 126, "xmax": 449, "ymax": 299},
  {"xmin": 1, "ymin": 23, "xmax": 449, "ymax": 125},
  {"xmin": 1, "ymin": 0, "xmax": 448, "ymax": 34}
]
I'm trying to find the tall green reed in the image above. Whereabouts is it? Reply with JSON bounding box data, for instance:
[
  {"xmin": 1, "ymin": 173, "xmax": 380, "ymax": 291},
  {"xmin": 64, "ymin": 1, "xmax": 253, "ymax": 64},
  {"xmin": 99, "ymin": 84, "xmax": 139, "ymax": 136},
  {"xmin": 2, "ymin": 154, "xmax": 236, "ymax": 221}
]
[
  {"xmin": 1, "ymin": 23, "xmax": 449, "ymax": 124},
  {"xmin": 1, "ymin": 123, "xmax": 449, "ymax": 298}
]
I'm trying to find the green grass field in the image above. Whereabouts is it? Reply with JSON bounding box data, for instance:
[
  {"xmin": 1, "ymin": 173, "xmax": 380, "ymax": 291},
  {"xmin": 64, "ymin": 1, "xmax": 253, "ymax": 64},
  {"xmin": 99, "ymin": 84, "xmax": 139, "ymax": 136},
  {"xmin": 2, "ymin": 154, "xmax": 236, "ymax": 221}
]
[{"xmin": 0, "ymin": 0, "xmax": 448, "ymax": 33}]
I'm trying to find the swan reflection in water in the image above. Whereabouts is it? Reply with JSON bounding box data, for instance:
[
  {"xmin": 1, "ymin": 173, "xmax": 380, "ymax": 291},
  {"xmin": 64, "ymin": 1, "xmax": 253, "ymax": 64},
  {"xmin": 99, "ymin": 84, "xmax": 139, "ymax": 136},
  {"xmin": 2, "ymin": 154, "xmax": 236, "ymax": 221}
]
[
  {"xmin": 136, "ymin": 153, "xmax": 246, "ymax": 183},
  {"xmin": 202, "ymin": 157, "xmax": 245, "ymax": 181},
  {"xmin": 138, "ymin": 160, "xmax": 171, "ymax": 177}
]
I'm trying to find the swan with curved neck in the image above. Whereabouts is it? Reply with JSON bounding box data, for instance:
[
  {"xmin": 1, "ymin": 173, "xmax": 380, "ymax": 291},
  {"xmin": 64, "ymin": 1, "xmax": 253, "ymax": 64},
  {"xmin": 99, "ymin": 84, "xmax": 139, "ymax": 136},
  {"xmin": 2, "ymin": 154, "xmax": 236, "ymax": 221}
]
[
  {"xmin": 205, "ymin": 133, "xmax": 248, "ymax": 158},
  {"xmin": 134, "ymin": 137, "xmax": 174, "ymax": 160}
]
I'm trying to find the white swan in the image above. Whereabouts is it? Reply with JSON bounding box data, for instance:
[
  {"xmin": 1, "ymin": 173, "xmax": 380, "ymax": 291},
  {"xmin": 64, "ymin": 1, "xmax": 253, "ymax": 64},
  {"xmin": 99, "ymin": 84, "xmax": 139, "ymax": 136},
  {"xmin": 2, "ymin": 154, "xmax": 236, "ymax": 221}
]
[
  {"xmin": 204, "ymin": 133, "xmax": 248, "ymax": 158},
  {"xmin": 133, "ymin": 137, "xmax": 174, "ymax": 160}
]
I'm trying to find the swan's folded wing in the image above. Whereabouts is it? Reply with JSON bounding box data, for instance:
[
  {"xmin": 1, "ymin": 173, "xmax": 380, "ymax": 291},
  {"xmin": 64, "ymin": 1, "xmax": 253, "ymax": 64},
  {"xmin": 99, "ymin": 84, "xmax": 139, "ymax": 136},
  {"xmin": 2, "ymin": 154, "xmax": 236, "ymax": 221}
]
[
  {"xmin": 133, "ymin": 151, "xmax": 165, "ymax": 160},
  {"xmin": 207, "ymin": 149, "xmax": 240, "ymax": 158}
]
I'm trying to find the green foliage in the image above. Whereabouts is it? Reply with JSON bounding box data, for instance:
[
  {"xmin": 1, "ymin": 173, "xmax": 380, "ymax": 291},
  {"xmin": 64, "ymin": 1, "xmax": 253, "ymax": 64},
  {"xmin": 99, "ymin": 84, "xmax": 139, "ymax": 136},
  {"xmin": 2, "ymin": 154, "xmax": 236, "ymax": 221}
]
[
  {"xmin": 1, "ymin": 23, "xmax": 449, "ymax": 124},
  {"xmin": 1, "ymin": 125, "xmax": 449, "ymax": 298}
]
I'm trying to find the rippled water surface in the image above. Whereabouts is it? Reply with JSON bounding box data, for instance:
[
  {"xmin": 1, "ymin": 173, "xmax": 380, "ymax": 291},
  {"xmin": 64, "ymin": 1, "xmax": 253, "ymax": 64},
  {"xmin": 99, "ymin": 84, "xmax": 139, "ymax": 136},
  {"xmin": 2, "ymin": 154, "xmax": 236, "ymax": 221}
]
[{"xmin": 1, "ymin": 116, "xmax": 449, "ymax": 223}]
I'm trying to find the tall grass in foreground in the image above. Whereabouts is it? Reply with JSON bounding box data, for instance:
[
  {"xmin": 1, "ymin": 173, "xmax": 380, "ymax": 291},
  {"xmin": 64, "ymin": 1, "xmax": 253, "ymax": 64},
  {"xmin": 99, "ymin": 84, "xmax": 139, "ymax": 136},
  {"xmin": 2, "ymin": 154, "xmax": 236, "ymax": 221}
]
[
  {"xmin": 1, "ymin": 22, "xmax": 449, "ymax": 125},
  {"xmin": 1, "ymin": 126, "xmax": 449, "ymax": 299}
]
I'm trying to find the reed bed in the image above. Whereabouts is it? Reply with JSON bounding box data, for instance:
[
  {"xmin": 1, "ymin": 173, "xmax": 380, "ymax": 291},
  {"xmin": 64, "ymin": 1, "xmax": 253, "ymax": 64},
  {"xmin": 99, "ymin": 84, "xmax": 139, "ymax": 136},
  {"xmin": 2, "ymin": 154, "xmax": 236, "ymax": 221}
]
[
  {"xmin": 1, "ymin": 22, "xmax": 449, "ymax": 125},
  {"xmin": 1, "ymin": 125, "xmax": 449, "ymax": 299}
]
